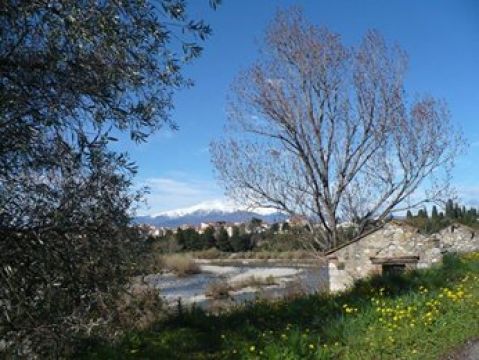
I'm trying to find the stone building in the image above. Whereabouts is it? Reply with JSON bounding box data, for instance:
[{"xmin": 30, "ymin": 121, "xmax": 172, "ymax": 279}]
[
  {"xmin": 439, "ymin": 223, "xmax": 479, "ymax": 253},
  {"xmin": 324, "ymin": 222, "xmax": 478, "ymax": 292}
]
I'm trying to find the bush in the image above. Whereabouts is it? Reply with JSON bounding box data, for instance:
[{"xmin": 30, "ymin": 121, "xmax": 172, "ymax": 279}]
[
  {"xmin": 115, "ymin": 283, "xmax": 164, "ymax": 331},
  {"xmin": 151, "ymin": 236, "xmax": 182, "ymax": 254},
  {"xmin": 163, "ymin": 255, "xmax": 200, "ymax": 277},
  {"xmin": 232, "ymin": 275, "xmax": 277, "ymax": 290},
  {"xmin": 205, "ymin": 281, "xmax": 232, "ymax": 299},
  {"xmin": 136, "ymin": 252, "xmax": 165, "ymax": 275},
  {"xmin": 256, "ymin": 230, "xmax": 315, "ymax": 252}
]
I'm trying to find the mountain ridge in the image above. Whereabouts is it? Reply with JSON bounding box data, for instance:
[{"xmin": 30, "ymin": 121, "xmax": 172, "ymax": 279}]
[{"xmin": 135, "ymin": 202, "xmax": 287, "ymax": 228}]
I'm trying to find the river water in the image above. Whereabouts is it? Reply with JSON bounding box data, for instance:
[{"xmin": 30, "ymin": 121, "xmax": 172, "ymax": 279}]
[{"xmin": 144, "ymin": 261, "xmax": 327, "ymax": 311}]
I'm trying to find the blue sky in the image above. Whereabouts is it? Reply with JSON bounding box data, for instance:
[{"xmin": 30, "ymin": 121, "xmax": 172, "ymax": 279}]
[{"xmin": 116, "ymin": 0, "xmax": 479, "ymax": 215}]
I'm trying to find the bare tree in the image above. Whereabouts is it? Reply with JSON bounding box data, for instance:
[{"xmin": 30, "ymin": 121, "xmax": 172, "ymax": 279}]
[{"xmin": 211, "ymin": 9, "xmax": 464, "ymax": 252}]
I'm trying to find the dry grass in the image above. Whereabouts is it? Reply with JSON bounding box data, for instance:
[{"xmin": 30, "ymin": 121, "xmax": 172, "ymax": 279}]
[
  {"xmin": 190, "ymin": 248, "xmax": 223, "ymax": 259},
  {"xmin": 206, "ymin": 275, "xmax": 279, "ymax": 300},
  {"xmin": 163, "ymin": 254, "xmax": 200, "ymax": 277},
  {"xmin": 232, "ymin": 275, "xmax": 277, "ymax": 290},
  {"xmin": 117, "ymin": 284, "xmax": 165, "ymax": 331},
  {"xmin": 143, "ymin": 253, "xmax": 164, "ymax": 274},
  {"xmin": 205, "ymin": 280, "xmax": 232, "ymax": 299},
  {"xmin": 192, "ymin": 250, "xmax": 318, "ymax": 260}
]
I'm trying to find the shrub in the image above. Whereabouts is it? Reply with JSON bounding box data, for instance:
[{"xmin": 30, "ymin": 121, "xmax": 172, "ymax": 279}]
[
  {"xmin": 232, "ymin": 275, "xmax": 277, "ymax": 290},
  {"xmin": 115, "ymin": 284, "xmax": 164, "ymax": 331},
  {"xmin": 192, "ymin": 248, "xmax": 223, "ymax": 259},
  {"xmin": 135, "ymin": 252, "xmax": 165, "ymax": 275},
  {"xmin": 205, "ymin": 281, "xmax": 232, "ymax": 299},
  {"xmin": 163, "ymin": 255, "xmax": 200, "ymax": 277},
  {"xmin": 151, "ymin": 236, "xmax": 182, "ymax": 254}
]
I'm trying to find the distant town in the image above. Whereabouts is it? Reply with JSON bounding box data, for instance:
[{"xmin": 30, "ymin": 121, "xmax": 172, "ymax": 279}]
[{"xmin": 138, "ymin": 215, "xmax": 309, "ymax": 238}]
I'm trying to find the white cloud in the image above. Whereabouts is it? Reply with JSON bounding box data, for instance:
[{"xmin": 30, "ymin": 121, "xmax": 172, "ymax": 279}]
[
  {"xmin": 136, "ymin": 176, "xmax": 224, "ymax": 215},
  {"xmin": 135, "ymin": 175, "xmax": 279, "ymax": 216},
  {"xmin": 196, "ymin": 146, "xmax": 209, "ymax": 156}
]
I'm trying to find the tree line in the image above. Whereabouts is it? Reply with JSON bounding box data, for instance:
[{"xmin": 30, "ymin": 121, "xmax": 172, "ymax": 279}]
[
  {"xmin": 174, "ymin": 226, "xmax": 254, "ymax": 252},
  {"xmin": 156, "ymin": 218, "xmax": 267, "ymax": 252},
  {"xmin": 406, "ymin": 199, "xmax": 479, "ymax": 233},
  {"xmin": 152, "ymin": 220, "xmax": 321, "ymax": 253}
]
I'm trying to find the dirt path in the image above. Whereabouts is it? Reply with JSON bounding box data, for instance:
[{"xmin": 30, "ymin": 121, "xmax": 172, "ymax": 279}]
[{"xmin": 441, "ymin": 338, "xmax": 479, "ymax": 360}]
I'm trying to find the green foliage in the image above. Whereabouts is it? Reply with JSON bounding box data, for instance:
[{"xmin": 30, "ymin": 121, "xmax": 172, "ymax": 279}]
[
  {"xmin": 159, "ymin": 220, "xmax": 362, "ymax": 254},
  {"xmin": 250, "ymin": 217, "xmax": 263, "ymax": 227},
  {"xmin": 230, "ymin": 226, "xmax": 253, "ymax": 252},
  {"xmin": 246, "ymin": 217, "xmax": 264, "ymax": 234},
  {"xmin": 201, "ymin": 226, "xmax": 217, "ymax": 249},
  {"xmin": 169, "ymin": 223, "xmax": 360, "ymax": 256},
  {"xmin": 406, "ymin": 199, "xmax": 479, "ymax": 234},
  {"xmin": 216, "ymin": 227, "xmax": 232, "ymax": 252},
  {"xmin": 445, "ymin": 199, "xmax": 454, "ymax": 218},
  {"xmin": 417, "ymin": 207, "xmax": 428, "ymax": 218},
  {"xmin": 175, "ymin": 228, "xmax": 186, "ymax": 247},
  {"xmin": 256, "ymin": 231, "xmax": 306, "ymax": 252},
  {"xmin": 160, "ymin": 226, "xmax": 257, "ymax": 253},
  {"xmin": 176, "ymin": 228, "xmax": 206, "ymax": 251},
  {"xmin": 270, "ymin": 222, "xmax": 280, "ymax": 232},
  {"xmin": 256, "ymin": 224, "xmax": 328, "ymax": 252},
  {"xmin": 79, "ymin": 252, "xmax": 479, "ymax": 359},
  {"xmin": 151, "ymin": 234, "xmax": 182, "ymax": 254},
  {"xmin": 0, "ymin": 142, "xmax": 148, "ymax": 356},
  {"xmin": 229, "ymin": 226, "xmax": 241, "ymax": 252},
  {"xmin": 0, "ymin": 0, "xmax": 218, "ymax": 356}
]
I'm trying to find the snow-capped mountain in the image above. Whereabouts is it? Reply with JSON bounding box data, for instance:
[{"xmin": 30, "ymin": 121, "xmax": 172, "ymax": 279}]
[{"xmin": 135, "ymin": 200, "xmax": 287, "ymax": 228}]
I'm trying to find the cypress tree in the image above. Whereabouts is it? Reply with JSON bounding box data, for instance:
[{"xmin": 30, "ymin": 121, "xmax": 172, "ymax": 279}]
[
  {"xmin": 216, "ymin": 227, "xmax": 232, "ymax": 252},
  {"xmin": 445, "ymin": 199, "xmax": 454, "ymax": 218},
  {"xmin": 454, "ymin": 203, "xmax": 460, "ymax": 219},
  {"xmin": 471, "ymin": 208, "xmax": 477, "ymax": 218},
  {"xmin": 271, "ymin": 222, "xmax": 280, "ymax": 232},
  {"xmin": 176, "ymin": 228, "xmax": 185, "ymax": 249},
  {"xmin": 201, "ymin": 226, "xmax": 216, "ymax": 249},
  {"xmin": 230, "ymin": 226, "xmax": 251, "ymax": 252}
]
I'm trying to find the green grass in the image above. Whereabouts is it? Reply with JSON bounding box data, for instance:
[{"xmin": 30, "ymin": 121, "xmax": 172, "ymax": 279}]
[{"xmin": 77, "ymin": 253, "xmax": 479, "ymax": 359}]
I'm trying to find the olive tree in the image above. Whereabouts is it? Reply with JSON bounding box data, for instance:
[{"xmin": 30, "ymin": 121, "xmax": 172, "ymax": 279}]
[
  {"xmin": 0, "ymin": 0, "xmax": 218, "ymax": 356},
  {"xmin": 211, "ymin": 9, "xmax": 464, "ymax": 252}
]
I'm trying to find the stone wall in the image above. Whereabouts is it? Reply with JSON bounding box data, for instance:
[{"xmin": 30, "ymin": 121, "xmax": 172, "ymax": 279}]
[
  {"xmin": 324, "ymin": 222, "xmax": 478, "ymax": 293},
  {"xmin": 438, "ymin": 224, "xmax": 479, "ymax": 253}
]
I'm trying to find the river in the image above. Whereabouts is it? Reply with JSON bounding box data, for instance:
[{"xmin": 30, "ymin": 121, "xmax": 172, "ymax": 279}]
[{"xmin": 144, "ymin": 260, "xmax": 327, "ymax": 311}]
